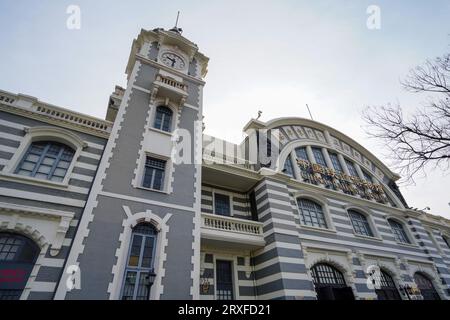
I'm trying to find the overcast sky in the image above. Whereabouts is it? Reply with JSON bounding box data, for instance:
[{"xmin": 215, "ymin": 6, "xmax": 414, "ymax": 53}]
[{"xmin": 1, "ymin": 0, "xmax": 449, "ymax": 218}]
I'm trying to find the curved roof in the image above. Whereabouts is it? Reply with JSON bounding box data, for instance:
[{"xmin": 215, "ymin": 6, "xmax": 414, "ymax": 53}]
[{"xmin": 243, "ymin": 116, "xmax": 400, "ymax": 181}]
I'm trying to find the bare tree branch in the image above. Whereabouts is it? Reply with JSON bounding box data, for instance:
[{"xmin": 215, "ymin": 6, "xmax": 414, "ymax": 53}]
[{"xmin": 363, "ymin": 53, "xmax": 450, "ymax": 183}]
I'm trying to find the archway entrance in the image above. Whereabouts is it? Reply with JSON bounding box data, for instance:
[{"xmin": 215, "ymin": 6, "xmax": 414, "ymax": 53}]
[
  {"xmin": 375, "ymin": 269, "xmax": 401, "ymax": 300},
  {"xmin": 311, "ymin": 263, "xmax": 355, "ymax": 300},
  {"xmin": 414, "ymin": 272, "xmax": 440, "ymax": 300},
  {"xmin": 0, "ymin": 232, "xmax": 40, "ymax": 300}
]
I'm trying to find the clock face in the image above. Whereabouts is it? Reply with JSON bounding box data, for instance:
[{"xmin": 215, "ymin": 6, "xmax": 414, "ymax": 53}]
[{"xmin": 161, "ymin": 52, "xmax": 186, "ymax": 70}]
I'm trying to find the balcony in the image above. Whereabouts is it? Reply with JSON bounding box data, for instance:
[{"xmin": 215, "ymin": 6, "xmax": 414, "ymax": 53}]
[
  {"xmin": 200, "ymin": 213, "xmax": 265, "ymax": 250},
  {"xmin": 151, "ymin": 74, "xmax": 188, "ymax": 106}
]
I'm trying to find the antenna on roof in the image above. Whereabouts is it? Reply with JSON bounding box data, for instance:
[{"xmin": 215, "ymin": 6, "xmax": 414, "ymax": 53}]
[{"xmin": 306, "ymin": 104, "xmax": 314, "ymax": 120}]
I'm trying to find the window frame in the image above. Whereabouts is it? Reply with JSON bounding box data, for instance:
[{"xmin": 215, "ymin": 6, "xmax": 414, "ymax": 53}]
[
  {"xmin": 311, "ymin": 147, "xmax": 327, "ymax": 167},
  {"xmin": 329, "ymin": 152, "xmax": 343, "ymax": 173},
  {"xmin": 387, "ymin": 218, "xmax": 411, "ymax": 244},
  {"xmin": 348, "ymin": 210, "xmax": 374, "ymax": 238},
  {"xmin": 120, "ymin": 223, "xmax": 158, "ymax": 300},
  {"xmin": 14, "ymin": 141, "xmax": 75, "ymax": 183},
  {"xmin": 297, "ymin": 198, "xmax": 328, "ymax": 229},
  {"xmin": 142, "ymin": 156, "xmax": 167, "ymax": 191},
  {"xmin": 213, "ymin": 191, "xmax": 233, "ymax": 217},
  {"xmin": 153, "ymin": 106, "xmax": 174, "ymax": 133},
  {"xmin": 134, "ymin": 152, "xmax": 172, "ymax": 194},
  {"xmin": 1, "ymin": 126, "xmax": 85, "ymax": 188}
]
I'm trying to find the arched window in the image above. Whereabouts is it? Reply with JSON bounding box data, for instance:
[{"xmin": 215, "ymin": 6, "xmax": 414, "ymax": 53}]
[
  {"xmin": 388, "ymin": 219, "xmax": 410, "ymax": 244},
  {"xmin": 0, "ymin": 233, "xmax": 40, "ymax": 300},
  {"xmin": 311, "ymin": 263, "xmax": 354, "ymax": 300},
  {"xmin": 414, "ymin": 272, "xmax": 440, "ymax": 300},
  {"xmin": 154, "ymin": 106, "xmax": 173, "ymax": 132},
  {"xmin": 282, "ymin": 157, "xmax": 294, "ymax": 177},
  {"xmin": 348, "ymin": 210, "xmax": 373, "ymax": 237},
  {"xmin": 297, "ymin": 198, "xmax": 327, "ymax": 229},
  {"xmin": 121, "ymin": 223, "xmax": 158, "ymax": 300},
  {"xmin": 375, "ymin": 269, "xmax": 401, "ymax": 300},
  {"xmin": 15, "ymin": 141, "xmax": 75, "ymax": 182}
]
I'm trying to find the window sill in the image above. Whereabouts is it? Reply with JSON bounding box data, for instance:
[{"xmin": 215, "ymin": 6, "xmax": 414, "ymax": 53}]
[
  {"xmin": 135, "ymin": 185, "xmax": 170, "ymax": 195},
  {"xmin": 0, "ymin": 172, "xmax": 70, "ymax": 190},
  {"xmin": 147, "ymin": 127, "xmax": 173, "ymax": 137},
  {"xmin": 395, "ymin": 241, "xmax": 419, "ymax": 249},
  {"xmin": 354, "ymin": 233, "xmax": 383, "ymax": 242},
  {"xmin": 298, "ymin": 224, "xmax": 337, "ymax": 234}
]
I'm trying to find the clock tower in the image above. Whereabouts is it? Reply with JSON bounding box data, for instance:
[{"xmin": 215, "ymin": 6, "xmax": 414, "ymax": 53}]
[{"xmin": 55, "ymin": 27, "xmax": 209, "ymax": 300}]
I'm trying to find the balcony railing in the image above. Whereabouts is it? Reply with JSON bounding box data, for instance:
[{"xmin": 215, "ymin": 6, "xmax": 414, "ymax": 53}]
[
  {"xmin": 155, "ymin": 74, "xmax": 187, "ymax": 91},
  {"xmin": 201, "ymin": 213, "xmax": 265, "ymax": 248},
  {"xmin": 296, "ymin": 159, "xmax": 392, "ymax": 205}
]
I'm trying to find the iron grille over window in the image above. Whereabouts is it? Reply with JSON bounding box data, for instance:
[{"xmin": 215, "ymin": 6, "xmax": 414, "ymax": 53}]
[
  {"xmin": 154, "ymin": 106, "xmax": 173, "ymax": 132},
  {"xmin": 414, "ymin": 272, "xmax": 440, "ymax": 300},
  {"xmin": 311, "ymin": 263, "xmax": 346, "ymax": 286},
  {"xmin": 214, "ymin": 193, "xmax": 231, "ymax": 216},
  {"xmin": 329, "ymin": 153, "xmax": 343, "ymax": 173},
  {"xmin": 143, "ymin": 157, "xmax": 166, "ymax": 190},
  {"xmin": 388, "ymin": 219, "xmax": 410, "ymax": 244},
  {"xmin": 348, "ymin": 210, "xmax": 373, "ymax": 237},
  {"xmin": 15, "ymin": 141, "xmax": 75, "ymax": 182},
  {"xmin": 297, "ymin": 198, "xmax": 327, "ymax": 228},
  {"xmin": 121, "ymin": 223, "xmax": 157, "ymax": 300},
  {"xmin": 379, "ymin": 270, "xmax": 396, "ymax": 288},
  {"xmin": 216, "ymin": 260, "xmax": 233, "ymax": 300},
  {"xmin": 312, "ymin": 148, "xmax": 326, "ymax": 167}
]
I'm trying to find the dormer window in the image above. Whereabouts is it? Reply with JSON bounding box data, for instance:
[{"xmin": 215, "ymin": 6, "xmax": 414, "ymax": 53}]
[{"xmin": 154, "ymin": 106, "xmax": 173, "ymax": 132}]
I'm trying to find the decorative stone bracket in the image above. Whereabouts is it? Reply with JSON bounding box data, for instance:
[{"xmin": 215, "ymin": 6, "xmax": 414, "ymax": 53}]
[
  {"xmin": 49, "ymin": 216, "xmax": 73, "ymax": 256},
  {"xmin": 0, "ymin": 202, "xmax": 74, "ymax": 257}
]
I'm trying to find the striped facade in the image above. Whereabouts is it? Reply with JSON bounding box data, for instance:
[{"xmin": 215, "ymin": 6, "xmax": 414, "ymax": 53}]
[
  {"xmin": 1, "ymin": 26, "xmax": 450, "ymax": 301},
  {"xmin": 0, "ymin": 98, "xmax": 109, "ymax": 300}
]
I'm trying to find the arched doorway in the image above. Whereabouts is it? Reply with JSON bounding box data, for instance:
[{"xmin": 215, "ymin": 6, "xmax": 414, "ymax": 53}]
[
  {"xmin": 311, "ymin": 263, "xmax": 355, "ymax": 300},
  {"xmin": 375, "ymin": 269, "xmax": 401, "ymax": 300},
  {"xmin": 414, "ymin": 272, "xmax": 440, "ymax": 300},
  {"xmin": 0, "ymin": 232, "xmax": 40, "ymax": 300}
]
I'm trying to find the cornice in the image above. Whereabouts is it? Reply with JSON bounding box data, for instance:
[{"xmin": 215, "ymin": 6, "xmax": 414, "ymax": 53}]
[{"xmin": 0, "ymin": 90, "xmax": 111, "ymax": 139}]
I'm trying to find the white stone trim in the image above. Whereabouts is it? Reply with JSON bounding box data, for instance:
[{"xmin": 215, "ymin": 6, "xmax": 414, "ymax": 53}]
[{"xmin": 107, "ymin": 206, "xmax": 172, "ymax": 300}]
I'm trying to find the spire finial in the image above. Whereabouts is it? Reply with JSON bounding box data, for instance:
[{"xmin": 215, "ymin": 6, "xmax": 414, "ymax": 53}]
[
  {"xmin": 170, "ymin": 11, "xmax": 183, "ymax": 34},
  {"xmin": 175, "ymin": 11, "xmax": 180, "ymax": 28}
]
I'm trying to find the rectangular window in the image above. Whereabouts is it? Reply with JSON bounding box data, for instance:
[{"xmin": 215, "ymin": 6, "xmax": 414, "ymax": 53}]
[
  {"xmin": 283, "ymin": 157, "xmax": 294, "ymax": 177},
  {"xmin": 362, "ymin": 170, "xmax": 372, "ymax": 182},
  {"xmin": 142, "ymin": 157, "xmax": 166, "ymax": 191},
  {"xmin": 345, "ymin": 159, "xmax": 358, "ymax": 177},
  {"xmin": 329, "ymin": 153, "xmax": 343, "ymax": 173},
  {"xmin": 216, "ymin": 260, "xmax": 234, "ymax": 300},
  {"xmin": 295, "ymin": 147, "xmax": 309, "ymax": 161},
  {"xmin": 312, "ymin": 148, "xmax": 326, "ymax": 167},
  {"xmin": 214, "ymin": 193, "xmax": 231, "ymax": 216}
]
